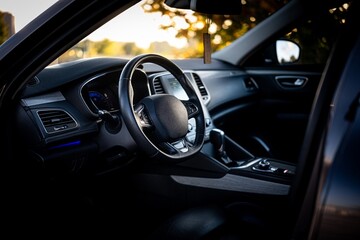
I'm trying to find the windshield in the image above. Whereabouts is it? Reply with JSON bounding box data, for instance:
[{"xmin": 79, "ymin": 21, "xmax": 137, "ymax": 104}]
[{"xmin": 0, "ymin": 0, "xmax": 289, "ymax": 63}]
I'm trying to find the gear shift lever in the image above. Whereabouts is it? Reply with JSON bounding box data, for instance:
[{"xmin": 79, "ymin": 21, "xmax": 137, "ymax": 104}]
[{"xmin": 210, "ymin": 129, "xmax": 232, "ymax": 165}]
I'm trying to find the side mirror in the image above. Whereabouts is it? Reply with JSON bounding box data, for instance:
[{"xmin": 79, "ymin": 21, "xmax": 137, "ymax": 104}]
[{"xmin": 276, "ymin": 40, "xmax": 300, "ymax": 64}]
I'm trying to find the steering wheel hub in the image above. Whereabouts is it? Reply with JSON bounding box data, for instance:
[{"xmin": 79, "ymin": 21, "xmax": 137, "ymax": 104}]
[{"xmin": 138, "ymin": 94, "xmax": 189, "ymax": 142}]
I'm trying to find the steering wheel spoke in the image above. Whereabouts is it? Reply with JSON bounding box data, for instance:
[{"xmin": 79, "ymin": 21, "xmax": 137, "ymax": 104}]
[
  {"xmin": 134, "ymin": 104, "xmax": 153, "ymax": 129},
  {"xmin": 181, "ymin": 100, "xmax": 199, "ymax": 119},
  {"xmin": 159, "ymin": 138, "xmax": 192, "ymax": 155},
  {"xmin": 171, "ymin": 138, "xmax": 191, "ymax": 153}
]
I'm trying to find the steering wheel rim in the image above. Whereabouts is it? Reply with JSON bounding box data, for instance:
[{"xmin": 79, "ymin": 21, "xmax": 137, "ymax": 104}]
[{"xmin": 119, "ymin": 53, "xmax": 205, "ymax": 162}]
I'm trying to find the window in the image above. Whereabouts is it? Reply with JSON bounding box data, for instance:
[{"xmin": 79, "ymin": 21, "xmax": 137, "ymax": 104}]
[
  {"xmin": 1, "ymin": 0, "xmax": 290, "ymax": 63},
  {"xmin": 56, "ymin": 0, "xmax": 289, "ymax": 63},
  {"xmin": 245, "ymin": 1, "xmax": 353, "ymax": 67}
]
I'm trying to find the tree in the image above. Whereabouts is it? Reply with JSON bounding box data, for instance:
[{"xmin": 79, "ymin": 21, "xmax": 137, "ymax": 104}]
[{"xmin": 140, "ymin": 0, "xmax": 288, "ymax": 54}]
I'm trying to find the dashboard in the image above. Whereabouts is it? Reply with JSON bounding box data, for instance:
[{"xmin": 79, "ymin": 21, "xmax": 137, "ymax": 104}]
[
  {"xmin": 16, "ymin": 57, "xmax": 255, "ymax": 176},
  {"xmin": 80, "ymin": 69, "xmax": 211, "ymax": 114},
  {"xmin": 80, "ymin": 67, "xmax": 214, "ymax": 144},
  {"xmin": 82, "ymin": 71, "xmax": 121, "ymax": 113}
]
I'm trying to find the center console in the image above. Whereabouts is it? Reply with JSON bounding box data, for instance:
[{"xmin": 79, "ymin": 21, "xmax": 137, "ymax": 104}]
[
  {"xmin": 201, "ymin": 128, "xmax": 295, "ymax": 185},
  {"xmin": 149, "ymin": 70, "xmax": 295, "ymax": 185}
]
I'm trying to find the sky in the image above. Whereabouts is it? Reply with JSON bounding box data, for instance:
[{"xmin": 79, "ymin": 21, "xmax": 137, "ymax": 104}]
[{"xmin": 0, "ymin": 0, "xmax": 187, "ymax": 48}]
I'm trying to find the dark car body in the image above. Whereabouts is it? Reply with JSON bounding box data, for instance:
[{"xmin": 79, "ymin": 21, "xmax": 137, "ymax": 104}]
[{"xmin": 1, "ymin": 0, "xmax": 359, "ymax": 239}]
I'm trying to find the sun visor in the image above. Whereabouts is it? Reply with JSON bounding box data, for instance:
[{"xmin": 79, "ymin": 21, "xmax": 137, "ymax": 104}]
[{"xmin": 164, "ymin": 0, "xmax": 242, "ymax": 15}]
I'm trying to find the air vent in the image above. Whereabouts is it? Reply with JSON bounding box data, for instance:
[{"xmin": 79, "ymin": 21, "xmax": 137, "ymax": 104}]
[
  {"xmin": 37, "ymin": 109, "xmax": 78, "ymax": 134},
  {"xmin": 153, "ymin": 77, "xmax": 165, "ymax": 94},
  {"xmin": 27, "ymin": 76, "xmax": 40, "ymax": 87},
  {"xmin": 193, "ymin": 73, "xmax": 208, "ymax": 97},
  {"xmin": 192, "ymin": 73, "xmax": 210, "ymax": 104},
  {"xmin": 243, "ymin": 77, "xmax": 259, "ymax": 91}
]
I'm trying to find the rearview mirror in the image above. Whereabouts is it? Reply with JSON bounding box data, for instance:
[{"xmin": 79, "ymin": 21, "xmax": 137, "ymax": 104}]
[
  {"xmin": 164, "ymin": 0, "xmax": 243, "ymax": 15},
  {"xmin": 276, "ymin": 40, "xmax": 300, "ymax": 64}
]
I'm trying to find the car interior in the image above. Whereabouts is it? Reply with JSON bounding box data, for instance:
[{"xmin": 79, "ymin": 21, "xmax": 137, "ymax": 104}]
[{"xmin": 1, "ymin": 0, "xmax": 359, "ymax": 239}]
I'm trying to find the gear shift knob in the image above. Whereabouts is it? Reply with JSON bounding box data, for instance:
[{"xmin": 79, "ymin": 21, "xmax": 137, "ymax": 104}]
[
  {"xmin": 210, "ymin": 129, "xmax": 232, "ymax": 165},
  {"xmin": 210, "ymin": 128, "xmax": 225, "ymax": 152}
]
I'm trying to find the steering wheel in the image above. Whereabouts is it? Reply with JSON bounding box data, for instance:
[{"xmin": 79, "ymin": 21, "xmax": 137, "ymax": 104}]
[{"xmin": 119, "ymin": 54, "xmax": 205, "ymax": 162}]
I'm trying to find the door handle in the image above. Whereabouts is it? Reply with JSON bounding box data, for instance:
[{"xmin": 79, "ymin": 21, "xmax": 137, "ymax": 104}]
[{"xmin": 275, "ymin": 76, "xmax": 308, "ymax": 88}]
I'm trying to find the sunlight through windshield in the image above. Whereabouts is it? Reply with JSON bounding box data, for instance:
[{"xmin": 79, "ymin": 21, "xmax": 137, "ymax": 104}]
[{"xmin": 0, "ymin": 0, "xmax": 289, "ymax": 63}]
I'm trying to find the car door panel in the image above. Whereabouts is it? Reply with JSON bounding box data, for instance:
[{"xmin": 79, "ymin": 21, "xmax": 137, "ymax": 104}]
[{"xmin": 211, "ymin": 68, "xmax": 322, "ymax": 163}]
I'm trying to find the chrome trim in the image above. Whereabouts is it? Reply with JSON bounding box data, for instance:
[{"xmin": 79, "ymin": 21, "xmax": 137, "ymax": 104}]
[
  {"xmin": 252, "ymin": 166, "xmax": 278, "ymax": 173},
  {"xmin": 79, "ymin": 68, "xmax": 152, "ymax": 117},
  {"xmin": 232, "ymin": 157, "xmax": 263, "ymax": 169},
  {"xmin": 252, "ymin": 136, "xmax": 271, "ymax": 153},
  {"xmin": 171, "ymin": 139, "xmax": 189, "ymax": 153},
  {"xmin": 275, "ymin": 75, "xmax": 308, "ymax": 89},
  {"xmin": 36, "ymin": 108, "xmax": 79, "ymax": 134},
  {"xmin": 149, "ymin": 70, "xmax": 211, "ymax": 106},
  {"xmin": 79, "ymin": 72, "xmax": 108, "ymax": 117}
]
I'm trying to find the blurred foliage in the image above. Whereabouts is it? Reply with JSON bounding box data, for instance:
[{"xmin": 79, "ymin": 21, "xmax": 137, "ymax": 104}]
[
  {"xmin": 57, "ymin": 0, "xmax": 351, "ymax": 64},
  {"xmin": 59, "ymin": 0, "xmax": 290, "ymax": 61},
  {"xmin": 140, "ymin": 0, "xmax": 289, "ymax": 57},
  {"xmin": 58, "ymin": 39, "xmax": 145, "ymax": 63},
  {"xmin": 280, "ymin": 2, "xmax": 352, "ymax": 65}
]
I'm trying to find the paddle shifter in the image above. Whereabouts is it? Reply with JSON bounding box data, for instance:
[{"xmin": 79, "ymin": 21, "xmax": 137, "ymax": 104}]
[{"xmin": 210, "ymin": 129, "xmax": 232, "ymax": 165}]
